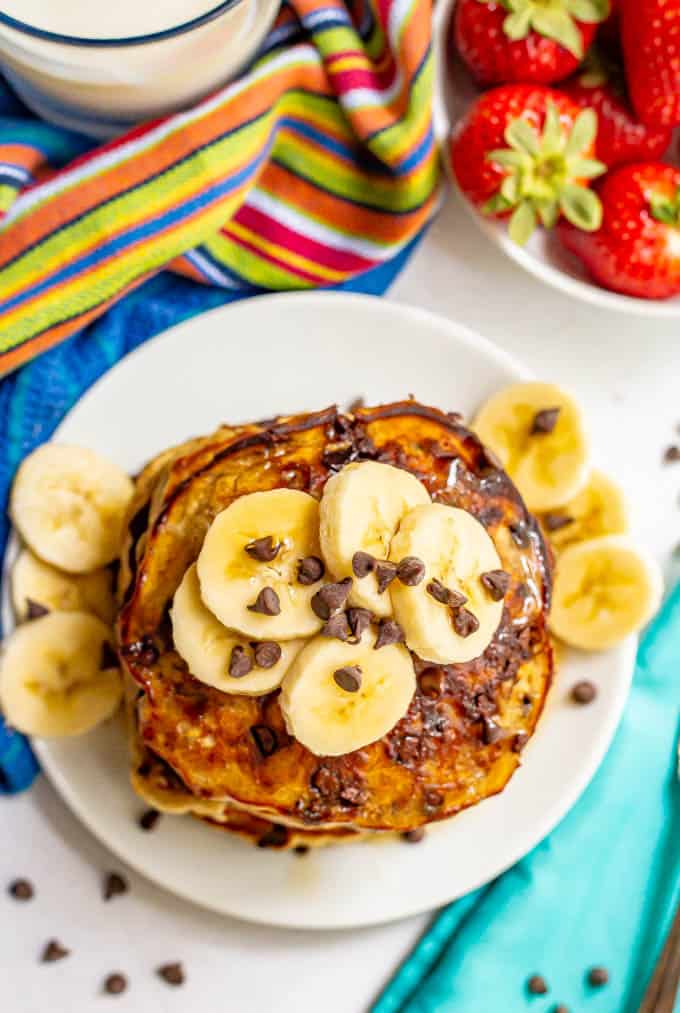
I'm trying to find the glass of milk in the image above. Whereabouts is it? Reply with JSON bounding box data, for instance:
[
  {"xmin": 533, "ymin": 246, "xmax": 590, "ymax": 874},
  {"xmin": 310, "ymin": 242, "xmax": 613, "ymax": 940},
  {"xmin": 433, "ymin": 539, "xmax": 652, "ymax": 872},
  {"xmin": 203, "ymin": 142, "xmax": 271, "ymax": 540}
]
[{"xmin": 0, "ymin": 0, "xmax": 280, "ymax": 137}]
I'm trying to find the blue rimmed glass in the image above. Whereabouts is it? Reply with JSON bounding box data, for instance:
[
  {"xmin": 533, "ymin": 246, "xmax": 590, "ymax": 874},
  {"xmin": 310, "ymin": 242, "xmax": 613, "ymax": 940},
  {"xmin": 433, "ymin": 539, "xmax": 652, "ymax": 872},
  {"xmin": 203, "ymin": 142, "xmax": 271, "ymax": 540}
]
[{"xmin": 0, "ymin": 0, "xmax": 244, "ymax": 47}]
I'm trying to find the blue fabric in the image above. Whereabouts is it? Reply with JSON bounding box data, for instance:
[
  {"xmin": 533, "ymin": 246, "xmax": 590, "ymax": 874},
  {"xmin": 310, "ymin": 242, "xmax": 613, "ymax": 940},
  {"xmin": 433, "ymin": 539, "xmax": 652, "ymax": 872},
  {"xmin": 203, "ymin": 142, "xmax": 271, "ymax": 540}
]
[
  {"xmin": 374, "ymin": 584, "xmax": 680, "ymax": 1013},
  {"xmin": 0, "ymin": 235, "xmax": 424, "ymax": 793}
]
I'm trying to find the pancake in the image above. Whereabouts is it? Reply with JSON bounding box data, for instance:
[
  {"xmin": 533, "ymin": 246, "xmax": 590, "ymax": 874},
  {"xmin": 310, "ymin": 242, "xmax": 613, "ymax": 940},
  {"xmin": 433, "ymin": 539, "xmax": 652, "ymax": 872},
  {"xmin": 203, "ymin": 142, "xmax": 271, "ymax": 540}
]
[{"xmin": 117, "ymin": 401, "xmax": 553, "ymax": 835}]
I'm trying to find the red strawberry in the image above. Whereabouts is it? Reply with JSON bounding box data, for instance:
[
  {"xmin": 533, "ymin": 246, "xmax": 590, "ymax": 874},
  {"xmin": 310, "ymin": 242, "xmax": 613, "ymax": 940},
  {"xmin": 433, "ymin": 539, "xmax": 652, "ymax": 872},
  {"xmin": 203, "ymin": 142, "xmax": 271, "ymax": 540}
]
[
  {"xmin": 557, "ymin": 162, "xmax": 680, "ymax": 299},
  {"xmin": 563, "ymin": 52, "xmax": 672, "ymax": 167},
  {"xmin": 453, "ymin": 0, "xmax": 610, "ymax": 86},
  {"xmin": 451, "ymin": 85, "xmax": 606, "ymax": 244},
  {"xmin": 620, "ymin": 0, "xmax": 680, "ymax": 128}
]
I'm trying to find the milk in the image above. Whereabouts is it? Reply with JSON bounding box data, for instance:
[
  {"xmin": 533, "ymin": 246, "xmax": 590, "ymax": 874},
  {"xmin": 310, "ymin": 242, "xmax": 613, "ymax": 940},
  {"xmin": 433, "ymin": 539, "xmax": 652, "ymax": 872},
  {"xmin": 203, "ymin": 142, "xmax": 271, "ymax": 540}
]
[
  {"xmin": 1, "ymin": 0, "xmax": 224, "ymax": 39},
  {"xmin": 0, "ymin": 0, "xmax": 278, "ymax": 135}
]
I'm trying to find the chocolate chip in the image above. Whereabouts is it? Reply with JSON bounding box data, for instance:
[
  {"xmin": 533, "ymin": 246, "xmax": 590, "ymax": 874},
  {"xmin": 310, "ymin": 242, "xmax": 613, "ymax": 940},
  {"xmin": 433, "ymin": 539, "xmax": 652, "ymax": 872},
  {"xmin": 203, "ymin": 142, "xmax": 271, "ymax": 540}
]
[
  {"xmin": 321, "ymin": 613, "xmax": 351, "ymax": 642},
  {"xmin": 253, "ymin": 641, "xmax": 282, "ymax": 669},
  {"xmin": 452, "ymin": 607, "xmax": 480, "ymax": 638},
  {"xmin": 311, "ymin": 579, "xmax": 352, "ymax": 620},
  {"xmin": 482, "ymin": 717, "xmax": 503, "ymax": 744},
  {"xmin": 139, "ymin": 809, "xmax": 160, "ymax": 831},
  {"xmin": 352, "ymin": 551, "xmax": 376, "ymax": 578},
  {"xmin": 543, "ymin": 512, "xmax": 574, "ymax": 532},
  {"xmin": 297, "ymin": 555, "xmax": 325, "ymax": 585},
  {"xmin": 103, "ymin": 872, "xmax": 128, "ymax": 901},
  {"xmin": 122, "ymin": 636, "xmax": 158, "ymax": 666},
  {"xmin": 157, "ymin": 962, "xmax": 185, "ymax": 986},
  {"xmin": 41, "ymin": 940, "xmax": 69, "ymax": 963},
  {"xmin": 100, "ymin": 641, "xmax": 119, "ymax": 671},
  {"xmin": 663, "ymin": 445, "xmax": 680, "ymax": 463},
  {"xmin": 402, "ymin": 828, "xmax": 426, "ymax": 843},
  {"xmin": 104, "ymin": 973, "xmax": 127, "ymax": 995},
  {"xmin": 294, "ymin": 845, "xmax": 310, "ymax": 855},
  {"xmin": 9, "ymin": 879, "xmax": 33, "ymax": 901},
  {"xmin": 26, "ymin": 598, "xmax": 49, "ymax": 620},
  {"xmin": 323, "ymin": 443, "xmax": 354, "ymax": 469},
  {"xmin": 424, "ymin": 789, "xmax": 443, "ymax": 812},
  {"xmin": 247, "ymin": 586, "xmax": 281, "ymax": 616},
  {"xmin": 229, "ymin": 645, "xmax": 253, "ymax": 678},
  {"xmin": 245, "ymin": 535, "xmax": 281, "ymax": 562},
  {"xmin": 588, "ymin": 967, "xmax": 609, "ymax": 987},
  {"xmin": 251, "ymin": 724, "xmax": 278, "ymax": 757},
  {"xmin": 374, "ymin": 619, "xmax": 404, "ymax": 650},
  {"xmin": 348, "ymin": 396, "xmax": 365, "ymax": 413},
  {"xmin": 512, "ymin": 732, "xmax": 529, "ymax": 753},
  {"xmin": 531, "ymin": 407, "xmax": 560, "ymax": 435},
  {"xmin": 257, "ymin": 824, "xmax": 288, "ymax": 848},
  {"xmin": 553, "ymin": 1006, "xmax": 569, "ymax": 1013},
  {"xmin": 509, "ymin": 523, "xmax": 530, "ymax": 548},
  {"xmin": 480, "ymin": 569, "xmax": 510, "ymax": 602},
  {"xmin": 375, "ymin": 561, "xmax": 398, "ymax": 594},
  {"xmin": 396, "ymin": 556, "xmax": 426, "ymax": 587},
  {"xmin": 347, "ymin": 607, "xmax": 372, "ymax": 640},
  {"xmin": 426, "ymin": 579, "xmax": 467, "ymax": 608},
  {"xmin": 527, "ymin": 974, "xmax": 549, "ymax": 995},
  {"xmin": 571, "ymin": 680, "xmax": 597, "ymax": 704},
  {"xmin": 333, "ymin": 666, "xmax": 362, "ymax": 693}
]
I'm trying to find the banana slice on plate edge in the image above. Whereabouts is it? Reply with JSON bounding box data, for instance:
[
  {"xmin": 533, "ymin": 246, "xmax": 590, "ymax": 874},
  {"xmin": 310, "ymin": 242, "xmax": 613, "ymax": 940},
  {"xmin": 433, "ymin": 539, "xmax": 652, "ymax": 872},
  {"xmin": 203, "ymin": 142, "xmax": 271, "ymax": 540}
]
[
  {"xmin": 549, "ymin": 535, "xmax": 663, "ymax": 652},
  {"xmin": 9, "ymin": 444, "xmax": 133, "ymax": 574},
  {"xmin": 11, "ymin": 548, "xmax": 116, "ymax": 624},
  {"xmin": 472, "ymin": 382, "xmax": 590, "ymax": 514},
  {"xmin": 0, "ymin": 611, "xmax": 122, "ymax": 737}
]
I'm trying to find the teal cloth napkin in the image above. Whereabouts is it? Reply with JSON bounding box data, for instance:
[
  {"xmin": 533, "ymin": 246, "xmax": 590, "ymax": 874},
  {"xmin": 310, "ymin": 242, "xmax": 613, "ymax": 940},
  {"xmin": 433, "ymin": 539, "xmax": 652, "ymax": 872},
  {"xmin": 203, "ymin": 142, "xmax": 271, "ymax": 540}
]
[{"xmin": 374, "ymin": 583, "xmax": 680, "ymax": 1013}]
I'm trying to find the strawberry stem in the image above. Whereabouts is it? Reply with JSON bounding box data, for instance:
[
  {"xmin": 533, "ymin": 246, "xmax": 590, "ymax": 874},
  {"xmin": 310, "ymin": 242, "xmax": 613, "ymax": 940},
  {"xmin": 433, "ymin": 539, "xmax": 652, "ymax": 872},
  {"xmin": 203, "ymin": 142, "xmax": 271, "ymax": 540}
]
[
  {"xmin": 477, "ymin": 0, "xmax": 610, "ymax": 57},
  {"xmin": 482, "ymin": 102, "xmax": 605, "ymax": 244}
]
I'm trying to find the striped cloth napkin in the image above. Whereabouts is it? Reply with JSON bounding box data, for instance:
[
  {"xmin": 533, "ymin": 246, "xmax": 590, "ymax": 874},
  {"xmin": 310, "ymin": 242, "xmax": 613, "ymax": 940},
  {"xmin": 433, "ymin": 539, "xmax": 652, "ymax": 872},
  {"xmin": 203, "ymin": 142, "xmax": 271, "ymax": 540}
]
[{"xmin": 0, "ymin": 0, "xmax": 439, "ymax": 376}]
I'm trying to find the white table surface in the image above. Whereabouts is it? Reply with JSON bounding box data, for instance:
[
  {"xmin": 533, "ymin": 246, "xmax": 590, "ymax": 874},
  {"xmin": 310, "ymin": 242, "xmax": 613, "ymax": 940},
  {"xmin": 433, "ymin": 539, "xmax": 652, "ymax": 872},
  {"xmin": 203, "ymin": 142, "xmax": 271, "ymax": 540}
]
[{"xmin": 1, "ymin": 189, "xmax": 679, "ymax": 1013}]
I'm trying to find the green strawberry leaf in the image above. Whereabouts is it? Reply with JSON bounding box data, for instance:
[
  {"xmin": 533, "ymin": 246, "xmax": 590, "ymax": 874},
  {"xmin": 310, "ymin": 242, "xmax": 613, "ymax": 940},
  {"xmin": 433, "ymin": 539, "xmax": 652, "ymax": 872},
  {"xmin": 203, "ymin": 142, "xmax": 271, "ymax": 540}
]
[
  {"xmin": 482, "ymin": 192, "xmax": 513, "ymax": 215},
  {"xmin": 486, "ymin": 148, "xmax": 529, "ymax": 169},
  {"xmin": 564, "ymin": 108, "xmax": 598, "ymax": 158},
  {"xmin": 560, "ymin": 184, "xmax": 603, "ymax": 231},
  {"xmin": 541, "ymin": 102, "xmax": 563, "ymax": 154},
  {"xmin": 537, "ymin": 201, "xmax": 560, "ymax": 228},
  {"xmin": 503, "ymin": 7, "xmax": 533, "ymax": 38},
  {"xmin": 505, "ymin": 117, "xmax": 541, "ymax": 156},
  {"xmin": 508, "ymin": 201, "xmax": 537, "ymax": 245},
  {"xmin": 531, "ymin": 7, "xmax": 583, "ymax": 56},
  {"xmin": 569, "ymin": 157, "xmax": 607, "ymax": 179},
  {"xmin": 501, "ymin": 175, "xmax": 520, "ymax": 203},
  {"xmin": 566, "ymin": 0, "xmax": 610, "ymax": 24}
]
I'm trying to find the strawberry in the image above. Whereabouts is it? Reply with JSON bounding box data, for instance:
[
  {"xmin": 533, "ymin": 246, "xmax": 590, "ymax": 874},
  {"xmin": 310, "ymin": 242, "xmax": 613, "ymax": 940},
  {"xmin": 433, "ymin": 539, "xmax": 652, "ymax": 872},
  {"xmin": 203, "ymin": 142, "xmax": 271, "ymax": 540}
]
[
  {"xmin": 562, "ymin": 51, "xmax": 672, "ymax": 167},
  {"xmin": 557, "ymin": 162, "xmax": 680, "ymax": 299},
  {"xmin": 620, "ymin": 0, "xmax": 680, "ymax": 128},
  {"xmin": 453, "ymin": 0, "xmax": 610, "ymax": 86},
  {"xmin": 451, "ymin": 85, "xmax": 606, "ymax": 244}
]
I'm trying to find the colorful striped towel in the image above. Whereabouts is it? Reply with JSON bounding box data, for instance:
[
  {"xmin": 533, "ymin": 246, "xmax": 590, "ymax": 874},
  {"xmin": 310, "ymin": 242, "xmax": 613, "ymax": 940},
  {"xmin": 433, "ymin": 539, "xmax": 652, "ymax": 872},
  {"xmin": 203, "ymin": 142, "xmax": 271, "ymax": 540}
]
[{"xmin": 0, "ymin": 0, "xmax": 439, "ymax": 376}]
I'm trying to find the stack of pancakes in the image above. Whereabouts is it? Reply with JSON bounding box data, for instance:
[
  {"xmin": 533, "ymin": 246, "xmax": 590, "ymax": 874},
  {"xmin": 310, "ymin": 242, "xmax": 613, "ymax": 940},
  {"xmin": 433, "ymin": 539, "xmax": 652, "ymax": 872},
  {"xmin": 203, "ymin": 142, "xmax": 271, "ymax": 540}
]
[{"xmin": 116, "ymin": 402, "xmax": 554, "ymax": 850}]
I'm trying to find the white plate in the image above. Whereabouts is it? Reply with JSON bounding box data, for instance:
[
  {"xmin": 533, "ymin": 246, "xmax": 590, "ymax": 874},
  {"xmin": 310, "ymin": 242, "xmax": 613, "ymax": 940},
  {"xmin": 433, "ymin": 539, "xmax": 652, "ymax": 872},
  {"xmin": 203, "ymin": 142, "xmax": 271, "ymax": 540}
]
[
  {"xmin": 432, "ymin": 0, "xmax": 680, "ymax": 319},
  {"xmin": 1, "ymin": 293, "xmax": 636, "ymax": 929}
]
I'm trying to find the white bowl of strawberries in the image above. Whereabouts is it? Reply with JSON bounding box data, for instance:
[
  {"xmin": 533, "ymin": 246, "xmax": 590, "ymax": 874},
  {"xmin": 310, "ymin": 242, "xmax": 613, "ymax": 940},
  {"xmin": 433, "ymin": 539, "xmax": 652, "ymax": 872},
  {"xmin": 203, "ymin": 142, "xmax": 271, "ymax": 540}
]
[{"xmin": 433, "ymin": 0, "xmax": 680, "ymax": 315}]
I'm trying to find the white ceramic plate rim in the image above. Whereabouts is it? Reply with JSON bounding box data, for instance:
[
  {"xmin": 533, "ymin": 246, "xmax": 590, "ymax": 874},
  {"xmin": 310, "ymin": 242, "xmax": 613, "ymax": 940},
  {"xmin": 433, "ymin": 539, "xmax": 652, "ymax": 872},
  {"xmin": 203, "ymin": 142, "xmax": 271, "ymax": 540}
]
[
  {"xmin": 431, "ymin": 0, "xmax": 680, "ymax": 319},
  {"xmin": 1, "ymin": 293, "xmax": 637, "ymax": 929}
]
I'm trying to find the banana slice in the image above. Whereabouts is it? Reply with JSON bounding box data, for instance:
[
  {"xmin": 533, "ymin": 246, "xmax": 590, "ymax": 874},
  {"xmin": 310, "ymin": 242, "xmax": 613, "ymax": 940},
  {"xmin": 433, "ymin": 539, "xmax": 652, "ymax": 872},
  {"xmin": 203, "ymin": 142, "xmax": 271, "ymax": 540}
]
[
  {"xmin": 0, "ymin": 612, "xmax": 122, "ymax": 737},
  {"xmin": 540, "ymin": 470, "xmax": 629, "ymax": 553},
  {"xmin": 472, "ymin": 382, "xmax": 590, "ymax": 513},
  {"xmin": 11, "ymin": 549, "xmax": 115, "ymax": 624},
  {"xmin": 389, "ymin": 503, "xmax": 505, "ymax": 664},
  {"xmin": 10, "ymin": 444, "xmax": 133, "ymax": 573},
  {"xmin": 280, "ymin": 630, "xmax": 416, "ymax": 756},
  {"xmin": 549, "ymin": 536, "xmax": 663, "ymax": 651},
  {"xmin": 171, "ymin": 564, "xmax": 304, "ymax": 696},
  {"xmin": 319, "ymin": 461, "xmax": 431, "ymax": 617},
  {"xmin": 197, "ymin": 489, "xmax": 324, "ymax": 641}
]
